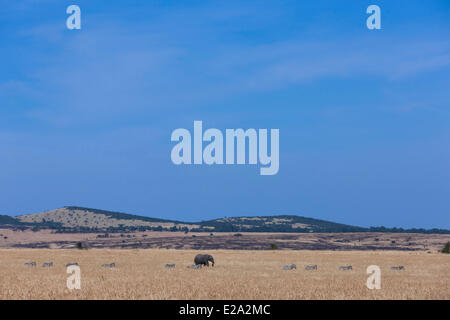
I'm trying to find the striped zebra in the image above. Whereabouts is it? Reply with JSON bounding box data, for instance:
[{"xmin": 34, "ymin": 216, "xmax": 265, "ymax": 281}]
[
  {"xmin": 24, "ymin": 262, "xmax": 36, "ymax": 267},
  {"xmin": 339, "ymin": 265, "xmax": 353, "ymax": 271},
  {"xmin": 165, "ymin": 264, "xmax": 175, "ymax": 268},
  {"xmin": 390, "ymin": 266, "xmax": 405, "ymax": 270},
  {"xmin": 102, "ymin": 263, "xmax": 115, "ymax": 268},
  {"xmin": 188, "ymin": 264, "xmax": 202, "ymax": 269},
  {"xmin": 42, "ymin": 262, "xmax": 53, "ymax": 267},
  {"xmin": 283, "ymin": 264, "xmax": 296, "ymax": 270},
  {"xmin": 305, "ymin": 265, "xmax": 317, "ymax": 270},
  {"xmin": 66, "ymin": 263, "xmax": 78, "ymax": 267}
]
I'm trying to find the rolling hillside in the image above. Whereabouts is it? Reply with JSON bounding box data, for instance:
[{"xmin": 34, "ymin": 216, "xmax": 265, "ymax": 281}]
[
  {"xmin": 1, "ymin": 206, "xmax": 448, "ymax": 234},
  {"xmin": 15, "ymin": 207, "xmax": 200, "ymax": 232},
  {"xmin": 198, "ymin": 216, "xmax": 367, "ymax": 233}
]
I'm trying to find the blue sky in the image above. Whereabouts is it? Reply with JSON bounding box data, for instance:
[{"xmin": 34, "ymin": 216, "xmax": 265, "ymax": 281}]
[{"xmin": 0, "ymin": 0, "xmax": 449, "ymax": 228}]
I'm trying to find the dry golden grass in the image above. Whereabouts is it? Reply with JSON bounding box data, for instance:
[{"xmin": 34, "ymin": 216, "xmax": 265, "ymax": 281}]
[{"xmin": 0, "ymin": 249, "xmax": 448, "ymax": 300}]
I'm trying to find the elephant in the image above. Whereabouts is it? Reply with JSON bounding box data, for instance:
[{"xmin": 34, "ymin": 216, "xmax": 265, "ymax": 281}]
[{"xmin": 194, "ymin": 254, "xmax": 215, "ymax": 267}]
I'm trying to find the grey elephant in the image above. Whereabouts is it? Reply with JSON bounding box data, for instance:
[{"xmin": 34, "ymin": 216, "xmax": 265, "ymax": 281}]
[{"xmin": 194, "ymin": 254, "xmax": 215, "ymax": 267}]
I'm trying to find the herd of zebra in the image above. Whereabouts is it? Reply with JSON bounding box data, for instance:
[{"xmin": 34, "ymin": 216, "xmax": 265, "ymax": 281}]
[
  {"xmin": 24, "ymin": 261, "xmax": 405, "ymax": 271},
  {"xmin": 167, "ymin": 263, "xmax": 406, "ymax": 271},
  {"xmin": 283, "ymin": 265, "xmax": 405, "ymax": 271},
  {"xmin": 24, "ymin": 262, "xmax": 54, "ymax": 267},
  {"xmin": 24, "ymin": 262, "xmax": 116, "ymax": 268},
  {"xmin": 281, "ymin": 264, "xmax": 350, "ymax": 271}
]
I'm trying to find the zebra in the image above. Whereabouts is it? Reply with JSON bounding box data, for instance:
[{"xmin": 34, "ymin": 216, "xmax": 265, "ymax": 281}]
[
  {"xmin": 24, "ymin": 262, "xmax": 36, "ymax": 267},
  {"xmin": 188, "ymin": 264, "xmax": 202, "ymax": 269},
  {"xmin": 339, "ymin": 266, "xmax": 353, "ymax": 271},
  {"xmin": 66, "ymin": 263, "xmax": 78, "ymax": 267},
  {"xmin": 42, "ymin": 262, "xmax": 53, "ymax": 267},
  {"xmin": 390, "ymin": 266, "xmax": 405, "ymax": 270},
  {"xmin": 102, "ymin": 263, "xmax": 115, "ymax": 268},
  {"xmin": 165, "ymin": 264, "xmax": 175, "ymax": 268},
  {"xmin": 305, "ymin": 265, "xmax": 317, "ymax": 270},
  {"xmin": 283, "ymin": 264, "xmax": 296, "ymax": 270}
]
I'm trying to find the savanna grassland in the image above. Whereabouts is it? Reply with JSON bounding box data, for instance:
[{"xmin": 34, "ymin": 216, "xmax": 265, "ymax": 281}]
[
  {"xmin": 0, "ymin": 249, "xmax": 448, "ymax": 300},
  {"xmin": 2, "ymin": 229, "xmax": 448, "ymax": 251}
]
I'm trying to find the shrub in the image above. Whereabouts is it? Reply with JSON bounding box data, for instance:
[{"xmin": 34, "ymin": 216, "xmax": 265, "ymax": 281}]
[
  {"xmin": 441, "ymin": 242, "xmax": 450, "ymax": 254},
  {"xmin": 76, "ymin": 241, "xmax": 89, "ymax": 250},
  {"xmin": 233, "ymin": 233, "xmax": 243, "ymax": 237},
  {"xmin": 270, "ymin": 243, "xmax": 278, "ymax": 250}
]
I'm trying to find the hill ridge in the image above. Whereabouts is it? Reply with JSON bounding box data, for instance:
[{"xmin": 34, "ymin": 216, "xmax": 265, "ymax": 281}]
[{"xmin": 2, "ymin": 206, "xmax": 449, "ymax": 234}]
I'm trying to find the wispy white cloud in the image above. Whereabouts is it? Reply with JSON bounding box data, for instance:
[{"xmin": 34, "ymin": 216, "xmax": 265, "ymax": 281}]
[{"xmin": 2, "ymin": 4, "xmax": 449, "ymax": 127}]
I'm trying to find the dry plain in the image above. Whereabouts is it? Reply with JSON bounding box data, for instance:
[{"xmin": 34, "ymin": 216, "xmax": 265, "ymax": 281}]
[
  {"xmin": 1, "ymin": 229, "xmax": 448, "ymax": 251},
  {"xmin": 0, "ymin": 249, "xmax": 448, "ymax": 300}
]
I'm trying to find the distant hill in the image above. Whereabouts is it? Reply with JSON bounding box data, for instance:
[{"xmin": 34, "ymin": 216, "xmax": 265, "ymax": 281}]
[
  {"xmin": 197, "ymin": 215, "xmax": 368, "ymax": 233},
  {"xmin": 15, "ymin": 206, "xmax": 198, "ymax": 233},
  {"xmin": 2, "ymin": 206, "xmax": 448, "ymax": 234},
  {"xmin": 196, "ymin": 216, "xmax": 449, "ymax": 234}
]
